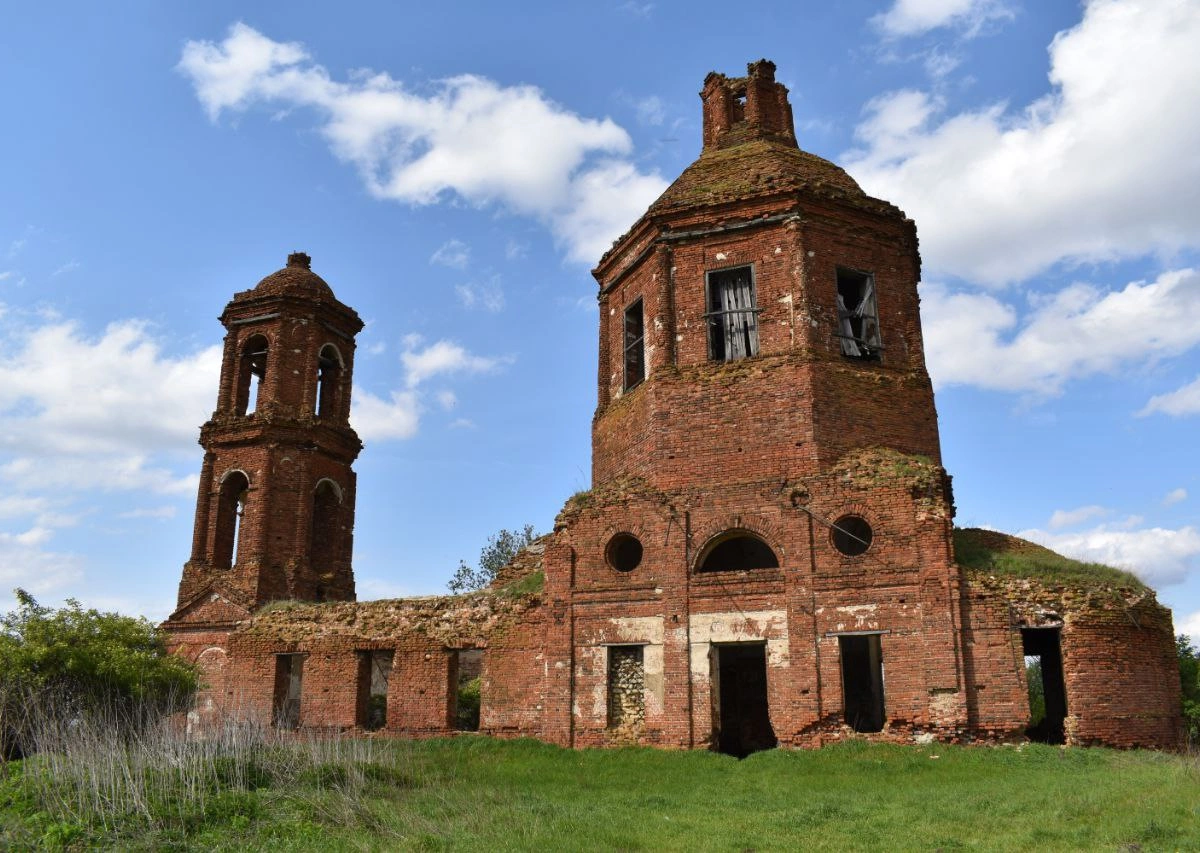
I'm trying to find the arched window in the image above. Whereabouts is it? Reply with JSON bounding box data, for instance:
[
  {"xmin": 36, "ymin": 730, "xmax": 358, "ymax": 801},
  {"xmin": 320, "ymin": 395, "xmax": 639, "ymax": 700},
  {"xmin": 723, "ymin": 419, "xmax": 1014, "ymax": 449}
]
[
  {"xmin": 235, "ymin": 335, "xmax": 269, "ymax": 416},
  {"xmin": 696, "ymin": 530, "xmax": 779, "ymax": 573},
  {"xmin": 315, "ymin": 344, "xmax": 343, "ymax": 418},
  {"xmin": 213, "ymin": 471, "xmax": 249, "ymax": 569},
  {"xmin": 310, "ymin": 479, "xmax": 342, "ymax": 570}
]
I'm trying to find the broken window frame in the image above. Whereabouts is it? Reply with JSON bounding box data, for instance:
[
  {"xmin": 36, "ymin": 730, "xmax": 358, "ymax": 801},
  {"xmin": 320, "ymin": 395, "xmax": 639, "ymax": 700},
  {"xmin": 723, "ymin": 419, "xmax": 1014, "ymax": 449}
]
[
  {"xmin": 835, "ymin": 268, "xmax": 882, "ymax": 362},
  {"xmin": 623, "ymin": 298, "xmax": 646, "ymax": 391},
  {"xmin": 213, "ymin": 471, "xmax": 249, "ymax": 570},
  {"xmin": 695, "ymin": 529, "xmax": 780, "ymax": 573},
  {"xmin": 705, "ymin": 265, "xmax": 761, "ymax": 363}
]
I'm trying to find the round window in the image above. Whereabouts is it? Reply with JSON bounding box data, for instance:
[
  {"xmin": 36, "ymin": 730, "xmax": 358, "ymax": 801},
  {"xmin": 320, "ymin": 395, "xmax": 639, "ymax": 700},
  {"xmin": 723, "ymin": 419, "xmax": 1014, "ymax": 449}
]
[
  {"xmin": 832, "ymin": 515, "xmax": 873, "ymax": 556},
  {"xmin": 606, "ymin": 533, "xmax": 643, "ymax": 572}
]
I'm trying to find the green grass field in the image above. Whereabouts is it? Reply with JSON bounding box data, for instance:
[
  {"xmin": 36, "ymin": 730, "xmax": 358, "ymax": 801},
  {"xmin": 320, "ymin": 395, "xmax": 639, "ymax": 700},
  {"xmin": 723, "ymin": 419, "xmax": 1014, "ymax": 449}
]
[{"xmin": 4, "ymin": 735, "xmax": 1199, "ymax": 851}]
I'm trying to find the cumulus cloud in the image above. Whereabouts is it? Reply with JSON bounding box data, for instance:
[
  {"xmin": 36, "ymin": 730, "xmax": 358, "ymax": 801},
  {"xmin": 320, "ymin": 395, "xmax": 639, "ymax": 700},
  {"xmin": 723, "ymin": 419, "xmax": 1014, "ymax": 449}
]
[
  {"xmin": 848, "ymin": 0, "xmax": 1200, "ymax": 283},
  {"xmin": 1163, "ymin": 488, "xmax": 1188, "ymax": 508},
  {"xmin": 455, "ymin": 274, "xmax": 505, "ymax": 312},
  {"xmin": 872, "ymin": 0, "xmax": 1014, "ymax": 37},
  {"xmin": 430, "ymin": 239, "xmax": 470, "ymax": 270},
  {"xmin": 179, "ymin": 23, "xmax": 666, "ymax": 263},
  {"xmin": 350, "ymin": 387, "xmax": 420, "ymax": 441},
  {"xmin": 400, "ymin": 338, "xmax": 509, "ymax": 388},
  {"xmin": 1019, "ymin": 523, "xmax": 1200, "ymax": 587},
  {"xmin": 1139, "ymin": 374, "xmax": 1200, "ymax": 418},
  {"xmin": 1179, "ymin": 609, "xmax": 1200, "ymax": 642},
  {"xmin": 922, "ymin": 268, "xmax": 1200, "ymax": 393},
  {"xmin": 0, "ymin": 526, "xmax": 84, "ymax": 600},
  {"xmin": 1048, "ymin": 505, "xmax": 1108, "ymax": 530},
  {"xmin": 0, "ymin": 315, "xmax": 219, "ymax": 485}
]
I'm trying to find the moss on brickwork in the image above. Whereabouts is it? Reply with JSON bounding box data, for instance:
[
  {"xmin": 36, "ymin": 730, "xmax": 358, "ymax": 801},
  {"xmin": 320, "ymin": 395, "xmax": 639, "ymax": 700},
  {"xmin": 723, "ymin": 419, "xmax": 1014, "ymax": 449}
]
[
  {"xmin": 556, "ymin": 475, "xmax": 670, "ymax": 527},
  {"xmin": 955, "ymin": 527, "xmax": 1148, "ymax": 593}
]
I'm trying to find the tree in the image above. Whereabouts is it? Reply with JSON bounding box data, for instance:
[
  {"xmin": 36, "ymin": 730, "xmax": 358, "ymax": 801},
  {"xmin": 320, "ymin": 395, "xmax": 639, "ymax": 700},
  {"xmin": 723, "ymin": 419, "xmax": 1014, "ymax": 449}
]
[
  {"xmin": 1, "ymin": 590, "xmax": 198, "ymax": 758},
  {"xmin": 447, "ymin": 525, "xmax": 538, "ymax": 593},
  {"xmin": 1179, "ymin": 634, "xmax": 1200, "ymax": 744}
]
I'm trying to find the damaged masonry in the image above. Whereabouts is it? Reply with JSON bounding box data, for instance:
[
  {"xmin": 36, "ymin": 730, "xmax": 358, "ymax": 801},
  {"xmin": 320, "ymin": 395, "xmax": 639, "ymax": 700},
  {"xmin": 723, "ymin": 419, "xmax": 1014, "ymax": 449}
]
[{"xmin": 165, "ymin": 59, "xmax": 1183, "ymax": 753}]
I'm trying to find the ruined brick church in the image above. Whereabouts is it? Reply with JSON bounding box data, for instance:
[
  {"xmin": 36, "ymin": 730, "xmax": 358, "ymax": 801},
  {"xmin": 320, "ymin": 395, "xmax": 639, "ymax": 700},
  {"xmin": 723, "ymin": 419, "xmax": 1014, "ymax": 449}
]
[{"xmin": 164, "ymin": 61, "xmax": 1182, "ymax": 752}]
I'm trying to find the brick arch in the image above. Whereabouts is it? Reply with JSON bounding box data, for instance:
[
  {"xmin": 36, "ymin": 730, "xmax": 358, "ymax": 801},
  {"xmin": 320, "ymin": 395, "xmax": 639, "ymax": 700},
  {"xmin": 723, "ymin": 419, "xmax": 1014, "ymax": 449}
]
[{"xmin": 691, "ymin": 517, "xmax": 785, "ymax": 573}]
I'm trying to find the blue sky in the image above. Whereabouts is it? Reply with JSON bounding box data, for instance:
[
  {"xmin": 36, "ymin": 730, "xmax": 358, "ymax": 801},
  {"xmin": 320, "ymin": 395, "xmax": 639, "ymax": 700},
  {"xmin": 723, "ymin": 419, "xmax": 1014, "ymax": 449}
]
[{"xmin": 1, "ymin": 0, "xmax": 1198, "ymax": 640}]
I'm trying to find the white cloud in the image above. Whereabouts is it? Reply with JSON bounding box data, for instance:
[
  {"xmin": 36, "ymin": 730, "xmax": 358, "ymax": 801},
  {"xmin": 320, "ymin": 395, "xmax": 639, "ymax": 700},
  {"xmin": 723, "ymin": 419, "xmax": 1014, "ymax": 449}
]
[
  {"xmin": 1179, "ymin": 609, "xmax": 1200, "ymax": 642},
  {"xmin": 1019, "ymin": 523, "xmax": 1200, "ymax": 587},
  {"xmin": 635, "ymin": 96, "xmax": 665, "ymax": 127},
  {"xmin": 356, "ymin": 577, "xmax": 416, "ymax": 599},
  {"xmin": 923, "ymin": 268, "xmax": 1200, "ymax": 393},
  {"xmin": 430, "ymin": 239, "xmax": 470, "ymax": 270},
  {"xmin": 52, "ymin": 261, "xmax": 80, "ymax": 277},
  {"xmin": 455, "ymin": 275, "xmax": 505, "ymax": 312},
  {"xmin": 504, "ymin": 240, "xmax": 528, "ymax": 261},
  {"xmin": 435, "ymin": 390, "xmax": 457, "ymax": 410},
  {"xmin": 872, "ymin": 0, "xmax": 1014, "ymax": 38},
  {"xmin": 1139, "ymin": 374, "xmax": 1200, "ymax": 418},
  {"xmin": 179, "ymin": 23, "xmax": 667, "ymax": 264},
  {"xmin": 118, "ymin": 506, "xmax": 178, "ymax": 520},
  {"xmin": 350, "ymin": 387, "xmax": 420, "ymax": 441},
  {"xmin": 0, "ymin": 526, "xmax": 83, "ymax": 599},
  {"xmin": 400, "ymin": 339, "xmax": 508, "ymax": 388},
  {"xmin": 1048, "ymin": 505, "xmax": 1108, "ymax": 530},
  {"xmin": 1163, "ymin": 488, "xmax": 1188, "ymax": 507},
  {"xmin": 848, "ymin": 0, "xmax": 1200, "ymax": 283}
]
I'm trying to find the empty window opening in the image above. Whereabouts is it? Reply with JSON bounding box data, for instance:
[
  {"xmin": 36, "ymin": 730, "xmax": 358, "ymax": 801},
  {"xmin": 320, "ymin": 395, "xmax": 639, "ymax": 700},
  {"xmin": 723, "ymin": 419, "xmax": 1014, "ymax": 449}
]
[
  {"xmin": 731, "ymin": 89, "xmax": 747, "ymax": 122},
  {"xmin": 697, "ymin": 531, "xmax": 779, "ymax": 573},
  {"xmin": 213, "ymin": 472, "xmax": 249, "ymax": 570},
  {"xmin": 315, "ymin": 344, "xmax": 342, "ymax": 418},
  {"xmin": 449, "ymin": 649, "xmax": 483, "ymax": 732},
  {"xmin": 706, "ymin": 266, "xmax": 759, "ymax": 362},
  {"xmin": 623, "ymin": 299, "xmax": 645, "ymax": 391},
  {"xmin": 712, "ymin": 642, "xmax": 776, "ymax": 758},
  {"xmin": 272, "ymin": 654, "xmax": 304, "ymax": 731},
  {"xmin": 836, "ymin": 269, "xmax": 881, "ymax": 361},
  {"xmin": 309, "ymin": 479, "xmax": 341, "ymax": 572},
  {"xmin": 840, "ymin": 634, "xmax": 885, "ymax": 733},
  {"xmin": 831, "ymin": 515, "xmax": 873, "ymax": 557},
  {"xmin": 607, "ymin": 645, "xmax": 646, "ymax": 739},
  {"xmin": 235, "ymin": 335, "xmax": 269, "ymax": 415},
  {"xmin": 1021, "ymin": 628, "xmax": 1067, "ymax": 744},
  {"xmin": 356, "ymin": 650, "xmax": 393, "ymax": 732},
  {"xmin": 606, "ymin": 533, "xmax": 643, "ymax": 573}
]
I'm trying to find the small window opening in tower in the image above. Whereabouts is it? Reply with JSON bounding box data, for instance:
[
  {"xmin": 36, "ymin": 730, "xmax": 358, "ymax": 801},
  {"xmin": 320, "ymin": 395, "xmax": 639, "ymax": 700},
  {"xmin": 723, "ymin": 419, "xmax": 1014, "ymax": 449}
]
[
  {"xmin": 1021, "ymin": 628, "xmax": 1067, "ymax": 744},
  {"xmin": 449, "ymin": 649, "xmax": 483, "ymax": 732},
  {"xmin": 272, "ymin": 653, "xmax": 304, "ymax": 730},
  {"xmin": 697, "ymin": 531, "xmax": 778, "ymax": 572},
  {"xmin": 706, "ymin": 266, "xmax": 759, "ymax": 362},
  {"xmin": 831, "ymin": 515, "xmax": 873, "ymax": 557},
  {"xmin": 712, "ymin": 642, "xmax": 776, "ymax": 757},
  {"xmin": 623, "ymin": 299, "xmax": 645, "ymax": 391},
  {"xmin": 309, "ymin": 479, "xmax": 341, "ymax": 577},
  {"xmin": 235, "ymin": 335, "xmax": 269, "ymax": 416},
  {"xmin": 839, "ymin": 634, "xmax": 885, "ymax": 733},
  {"xmin": 731, "ymin": 89, "xmax": 747, "ymax": 122},
  {"xmin": 315, "ymin": 344, "xmax": 342, "ymax": 418},
  {"xmin": 607, "ymin": 645, "xmax": 645, "ymax": 739},
  {"xmin": 356, "ymin": 649, "xmax": 393, "ymax": 732},
  {"xmin": 836, "ymin": 269, "xmax": 882, "ymax": 361},
  {"xmin": 606, "ymin": 533, "xmax": 643, "ymax": 572},
  {"xmin": 214, "ymin": 472, "xmax": 249, "ymax": 570}
]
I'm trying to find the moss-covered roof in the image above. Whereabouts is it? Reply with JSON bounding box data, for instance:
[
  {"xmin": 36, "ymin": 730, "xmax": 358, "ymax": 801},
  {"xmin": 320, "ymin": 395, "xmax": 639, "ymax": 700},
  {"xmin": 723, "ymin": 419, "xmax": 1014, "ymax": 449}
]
[
  {"xmin": 954, "ymin": 527, "xmax": 1148, "ymax": 592},
  {"xmin": 646, "ymin": 139, "xmax": 871, "ymax": 216}
]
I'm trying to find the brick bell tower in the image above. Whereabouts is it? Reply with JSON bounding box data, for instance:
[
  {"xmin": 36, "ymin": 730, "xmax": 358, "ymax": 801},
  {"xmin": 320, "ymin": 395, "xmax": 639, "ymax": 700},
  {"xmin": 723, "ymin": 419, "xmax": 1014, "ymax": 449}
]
[{"xmin": 172, "ymin": 252, "xmax": 363, "ymax": 618}]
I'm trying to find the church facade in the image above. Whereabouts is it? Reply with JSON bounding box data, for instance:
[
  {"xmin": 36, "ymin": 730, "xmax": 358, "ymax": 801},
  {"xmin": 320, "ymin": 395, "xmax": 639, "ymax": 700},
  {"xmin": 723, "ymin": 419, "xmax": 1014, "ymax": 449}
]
[{"xmin": 164, "ymin": 61, "xmax": 1182, "ymax": 752}]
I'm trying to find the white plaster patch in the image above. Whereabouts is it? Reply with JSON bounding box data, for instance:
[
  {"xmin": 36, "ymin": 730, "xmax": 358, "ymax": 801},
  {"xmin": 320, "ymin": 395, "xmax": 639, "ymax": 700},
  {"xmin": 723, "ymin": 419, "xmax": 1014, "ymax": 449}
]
[
  {"xmin": 775, "ymin": 247, "xmax": 782, "ymax": 255},
  {"xmin": 688, "ymin": 609, "xmax": 789, "ymax": 680},
  {"xmin": 715, "ymin": 252, "xmax": 727, "ymax": 261}
]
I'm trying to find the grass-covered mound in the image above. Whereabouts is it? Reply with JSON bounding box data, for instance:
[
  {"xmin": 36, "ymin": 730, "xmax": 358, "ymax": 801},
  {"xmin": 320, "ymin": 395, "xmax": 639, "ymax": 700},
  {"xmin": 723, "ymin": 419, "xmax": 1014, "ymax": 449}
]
[{"xmin": 954, "ymin": 527, "xmax": 1147, "ymax": 591}]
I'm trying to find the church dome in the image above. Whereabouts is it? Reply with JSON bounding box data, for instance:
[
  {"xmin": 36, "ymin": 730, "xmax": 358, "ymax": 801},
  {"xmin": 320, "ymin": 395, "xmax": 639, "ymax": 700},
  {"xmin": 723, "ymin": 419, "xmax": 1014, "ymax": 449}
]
[{"xmin": 252, "ymin": 252, "xmax": 336, "ymax": 299}]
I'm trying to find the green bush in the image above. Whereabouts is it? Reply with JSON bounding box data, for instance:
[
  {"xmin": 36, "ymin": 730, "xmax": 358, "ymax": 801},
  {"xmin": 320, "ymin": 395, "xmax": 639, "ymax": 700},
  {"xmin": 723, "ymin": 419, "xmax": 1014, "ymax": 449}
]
[
  {"xmin": 0, "ymin": 589, "xmax": 197, "ymax": 758},
  {"xmin": 456, "ymin": 677, "xmax": 481, "ymax": 731},
  {"xmin": 1179, "ymin": 634, "xmax": 1200, "ymax": 744}
]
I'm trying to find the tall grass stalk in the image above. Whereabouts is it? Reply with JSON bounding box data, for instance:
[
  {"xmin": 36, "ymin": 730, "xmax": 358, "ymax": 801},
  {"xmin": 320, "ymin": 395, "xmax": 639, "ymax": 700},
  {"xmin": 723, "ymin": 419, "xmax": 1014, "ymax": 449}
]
[{"xmin": 5, "ymin": 688, "xmax": 414, "ymax": 842}]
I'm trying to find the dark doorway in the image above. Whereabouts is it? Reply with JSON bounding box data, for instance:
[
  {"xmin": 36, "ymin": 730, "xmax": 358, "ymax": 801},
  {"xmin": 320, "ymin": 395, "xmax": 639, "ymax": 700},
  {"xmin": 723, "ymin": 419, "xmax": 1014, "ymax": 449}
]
[
  {"xmin": 1021, "ymin": 628, "xmax": 1067, "ymax": 744},
  {"xmin": 839, "ymin": 634, "xmax": 885, "ymax": 733},
  {"xmin": 449, "ymin": 649, "xmax": 483, "ymax": 731},
  {"xmin": 356, "ymin": 649, "xmax": 393, "ymax": 732},
  {"xmin": 272, "ymin": 654, "xmax": 303, "ymax": 730},
  {"xmin": 713, "ymin": 643, "xmax": 776, "ymax": 757}
]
